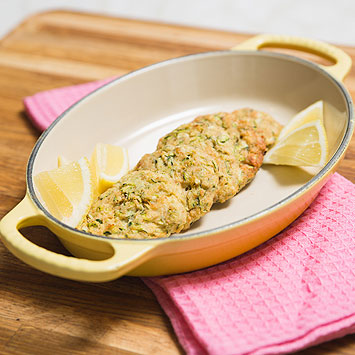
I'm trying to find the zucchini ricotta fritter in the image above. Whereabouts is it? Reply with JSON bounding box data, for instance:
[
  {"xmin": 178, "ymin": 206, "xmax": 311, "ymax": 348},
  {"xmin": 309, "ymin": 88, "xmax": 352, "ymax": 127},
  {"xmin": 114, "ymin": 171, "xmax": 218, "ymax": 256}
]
[
  {"xmin": 79, "ymin": 170, "xmax": 188, "ymax": 239},
  {"xmin": 157, "ymin": 121, "xmax": 240, "ymax": 203},
  {"xmin": 136, "ymin": 143, "xmax": 219, "ymax": 229}
]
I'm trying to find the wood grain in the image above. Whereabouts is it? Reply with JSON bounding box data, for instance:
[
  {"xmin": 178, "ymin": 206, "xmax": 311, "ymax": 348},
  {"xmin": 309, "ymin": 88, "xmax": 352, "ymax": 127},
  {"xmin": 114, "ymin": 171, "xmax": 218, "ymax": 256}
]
[{"xmin": 0, "ymin": 10, "xmax": 354, "ymax": 354}]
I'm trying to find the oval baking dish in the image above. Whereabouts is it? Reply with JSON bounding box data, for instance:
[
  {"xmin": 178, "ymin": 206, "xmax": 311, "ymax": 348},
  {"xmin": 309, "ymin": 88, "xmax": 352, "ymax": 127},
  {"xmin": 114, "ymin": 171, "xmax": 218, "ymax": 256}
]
[{"xmin": 0, "ymin": 34, "xmax": 354, "ymax": 282}]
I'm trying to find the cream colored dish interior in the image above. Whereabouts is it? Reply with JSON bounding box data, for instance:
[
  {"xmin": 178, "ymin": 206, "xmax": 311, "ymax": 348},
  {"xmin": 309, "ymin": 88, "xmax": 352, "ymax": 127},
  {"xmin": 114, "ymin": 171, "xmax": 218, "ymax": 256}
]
[{"xmin": 32, "ymin": 51, "xmax": 349, "ymax": 236}]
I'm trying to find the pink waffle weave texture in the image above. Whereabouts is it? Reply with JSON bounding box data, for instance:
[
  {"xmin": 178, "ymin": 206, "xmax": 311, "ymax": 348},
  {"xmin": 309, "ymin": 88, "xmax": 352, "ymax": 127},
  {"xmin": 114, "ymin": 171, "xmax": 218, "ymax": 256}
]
[
  {"xmin": 23, "ymin": 77, "xmax": 115, "ymax": 131},
  {"xmin": 24, "ymin": 81, "xmax": 355, "ymax": 355}
]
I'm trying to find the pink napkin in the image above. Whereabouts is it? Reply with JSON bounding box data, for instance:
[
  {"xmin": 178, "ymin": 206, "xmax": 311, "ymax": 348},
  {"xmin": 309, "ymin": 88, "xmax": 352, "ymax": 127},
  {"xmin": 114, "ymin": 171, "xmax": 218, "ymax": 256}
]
[
  {"xmin": 24, "ymin": 80, "xmax": 355, "ymax": 355},
  {"xmin": 24, "ymin": 77, "xmax": 116, "ymax": 131}
]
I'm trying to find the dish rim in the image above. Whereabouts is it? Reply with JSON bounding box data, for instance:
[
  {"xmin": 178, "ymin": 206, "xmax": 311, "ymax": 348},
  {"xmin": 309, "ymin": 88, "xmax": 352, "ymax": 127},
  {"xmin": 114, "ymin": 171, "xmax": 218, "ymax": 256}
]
[{"xmin": 26, "ymin": 49, "xmax": 355, "ymax": 243}]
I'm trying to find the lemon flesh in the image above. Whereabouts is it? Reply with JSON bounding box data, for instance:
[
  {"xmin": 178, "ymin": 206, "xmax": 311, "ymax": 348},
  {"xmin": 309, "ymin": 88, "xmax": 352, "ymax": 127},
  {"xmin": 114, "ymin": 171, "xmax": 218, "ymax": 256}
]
[
  {"xmin": 91, "ymin": 143, "xmax": 129, "ymax": 194},
  {"xmin": 264, "ymin": 101, "xmax": 329, "ymax": 167},
  {"xmin": 278, "ymin": 100, "xmax": 323, "ymax": 139},
  {"xmin": 35, "ymin": 157, "xmax": 94, "ymax": 227},
  {"xmin": 57, "ymin": 155, "xmax": 70, "ymax": 167}
]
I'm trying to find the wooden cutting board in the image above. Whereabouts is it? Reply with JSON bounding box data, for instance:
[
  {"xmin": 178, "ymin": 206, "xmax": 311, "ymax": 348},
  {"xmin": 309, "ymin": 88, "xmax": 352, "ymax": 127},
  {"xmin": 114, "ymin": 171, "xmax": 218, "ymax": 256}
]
[{"xmin": 0, "ymin": 10, "xmax": 354, "ymax": 354}]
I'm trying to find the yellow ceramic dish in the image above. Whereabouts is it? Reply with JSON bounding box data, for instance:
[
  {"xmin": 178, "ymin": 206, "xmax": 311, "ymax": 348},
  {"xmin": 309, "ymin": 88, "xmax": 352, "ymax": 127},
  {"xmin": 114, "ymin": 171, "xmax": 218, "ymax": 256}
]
[{"xmin": 0, "ymin": 34, "xmax": 354, "ymax": 282}]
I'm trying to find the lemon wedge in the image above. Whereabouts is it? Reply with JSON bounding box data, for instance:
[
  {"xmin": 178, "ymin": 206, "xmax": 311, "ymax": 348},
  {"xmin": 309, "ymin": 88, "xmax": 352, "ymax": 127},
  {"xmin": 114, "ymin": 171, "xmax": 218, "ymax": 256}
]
[
  {"xmin": 278, "ymin": 100, "xmax": 324, "ymax": 139},
  {"xmin": 91, "ymin": 143, "xmax": 129, "ymax": 194},
  {"xmin": 34, "ymin": 157, "xmax": 94, "ymax": 227},
  {"xmin": 264, "ymin": 101, "xmax": 329, "ymax": 167},
  {"xmin": 57, "ymin": 155, "xmax": 70, "ymax": 167}
]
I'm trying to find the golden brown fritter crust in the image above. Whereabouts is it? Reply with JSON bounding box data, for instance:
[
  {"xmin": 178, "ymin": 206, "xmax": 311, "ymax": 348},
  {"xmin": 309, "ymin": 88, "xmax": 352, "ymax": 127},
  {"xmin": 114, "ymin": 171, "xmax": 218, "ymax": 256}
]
[
  {"xmin": 157, "ymin": 121, "xmax": 241, "ymax": 203},
  {"xmin": 79, "ymin": 170, "xmax": 188, "ymax": 239},
  {"xmin": 136, "ymin": 143, "xmax": 219, "ymax": 229}
]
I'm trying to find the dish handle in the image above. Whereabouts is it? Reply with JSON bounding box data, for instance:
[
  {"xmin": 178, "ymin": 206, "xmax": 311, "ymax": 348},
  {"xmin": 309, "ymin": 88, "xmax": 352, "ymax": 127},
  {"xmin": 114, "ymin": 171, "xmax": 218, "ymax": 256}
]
[
  {"xmin": 232, "ymin": 33, "xmax": 352, "ymax": 82},
  {"xmin": 0, "ymin": 194, "xmax": 155, "ymax": 282}
]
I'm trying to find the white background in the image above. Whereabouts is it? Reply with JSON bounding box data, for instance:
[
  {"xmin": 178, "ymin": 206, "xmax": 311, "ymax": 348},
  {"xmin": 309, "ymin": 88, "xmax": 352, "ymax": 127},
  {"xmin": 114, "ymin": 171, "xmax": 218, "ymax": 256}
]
[{"xmin": 0, "ymin": 0, "xmax": 353, "ymax": 46}]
